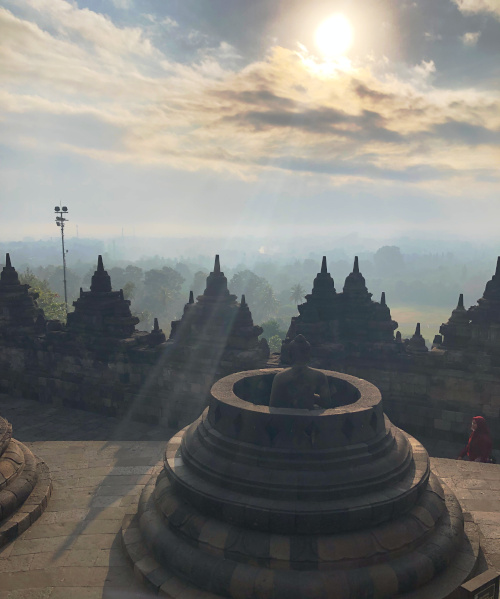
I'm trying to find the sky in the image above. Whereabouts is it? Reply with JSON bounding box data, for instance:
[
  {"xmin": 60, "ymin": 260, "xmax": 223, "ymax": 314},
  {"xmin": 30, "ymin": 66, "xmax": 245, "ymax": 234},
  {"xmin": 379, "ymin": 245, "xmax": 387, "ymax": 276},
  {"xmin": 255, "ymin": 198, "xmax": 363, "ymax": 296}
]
[{"xmin": 0, "ymin": 0, "xmax": 499, "ymax": 243}]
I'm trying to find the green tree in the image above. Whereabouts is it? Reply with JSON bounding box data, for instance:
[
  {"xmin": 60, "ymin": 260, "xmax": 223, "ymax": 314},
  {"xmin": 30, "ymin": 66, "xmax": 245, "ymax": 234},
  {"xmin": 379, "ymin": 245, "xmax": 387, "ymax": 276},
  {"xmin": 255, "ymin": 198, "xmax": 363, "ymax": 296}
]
[
  {"xmin": 290, "ymin": 284, "xmax": 306, "ymax": 305},
  {"xmin": 19, "ymin": 269, "xmax": 66, "ymax": 321},
  {"xmin": 139, "ymin": 267, "xmax": 186, "ymax": 327},
  {"xmin": 260, "ymin": 319, "xmax": 286, "ymax": 341},
  {"xmin": 229, "ymin": 270, "xmax": 279, "ymax": 323},
  {"xmin": 374, "ymin": 246, "xmax": 405, "ymax": 275},
  {"xmin": 122, "ymin": 281, "xmax": 136, "ymax": 300},
  {"xmin": 268, "ymin": 335, "xmax": 283, "ymax": 353},
  {"xmin": 133, "ymin": 308, "xmax": 154, "ymax": 330},
  {"xmin": 191, "ymin": 271, "xmax": 208, "ymax": 297},
  {"xmin": 144, "ymin": 267, "xmax": 184, "ymax": 293}
]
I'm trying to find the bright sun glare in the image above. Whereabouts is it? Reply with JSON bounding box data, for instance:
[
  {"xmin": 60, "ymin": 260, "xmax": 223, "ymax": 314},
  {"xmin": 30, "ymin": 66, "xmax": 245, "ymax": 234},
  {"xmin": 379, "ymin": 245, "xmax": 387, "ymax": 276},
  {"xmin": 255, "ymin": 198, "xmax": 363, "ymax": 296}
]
[{"xmin": 315, "ymin": 14, "xmax": 353, "ymax": 58}]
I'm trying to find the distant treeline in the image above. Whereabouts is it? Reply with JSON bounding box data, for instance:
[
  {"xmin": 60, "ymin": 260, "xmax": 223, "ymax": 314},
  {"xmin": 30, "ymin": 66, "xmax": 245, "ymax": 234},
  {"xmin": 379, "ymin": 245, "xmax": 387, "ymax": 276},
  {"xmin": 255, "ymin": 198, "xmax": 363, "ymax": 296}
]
[{"xmin": 2, "ymin": 242, "xmax": 498, "ymax": 347}]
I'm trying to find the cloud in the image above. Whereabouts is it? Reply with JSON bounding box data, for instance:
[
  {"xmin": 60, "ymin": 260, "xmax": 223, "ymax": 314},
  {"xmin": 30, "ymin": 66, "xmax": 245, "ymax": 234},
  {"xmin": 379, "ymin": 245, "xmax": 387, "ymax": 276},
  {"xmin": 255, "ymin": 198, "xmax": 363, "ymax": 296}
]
[
  {"xmin": 7, "ymin": 0, "xmax": 155, "ymax": 57},
  {"xmin": 0, "ymin": 0, "xmax": 499, "ymax": 194},
  {"xmin": 110, "ymin": 0, "xmax": 133, "ymax": 9},
  {"xmin": 424, "ymin": 32, "xmax": 443, "ymax": 41},
  {"xmin": 461, "ymin": 31, "xmax": 481, "ymax": 45},
  {"xmin": 452, "ymin": 0, "xmax": 500, "ymax": 19},
  {"xmin": 433, "ymin": 119, "xmax": 500, "ymax": 144}
]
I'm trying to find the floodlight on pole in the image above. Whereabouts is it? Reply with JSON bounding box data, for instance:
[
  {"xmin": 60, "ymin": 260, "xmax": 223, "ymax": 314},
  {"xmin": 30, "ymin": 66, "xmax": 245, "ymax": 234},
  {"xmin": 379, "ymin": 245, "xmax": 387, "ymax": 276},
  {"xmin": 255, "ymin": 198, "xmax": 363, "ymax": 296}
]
[{"xmin": 54, "ymin": 205, "xmax": 69, "ymax": 316}]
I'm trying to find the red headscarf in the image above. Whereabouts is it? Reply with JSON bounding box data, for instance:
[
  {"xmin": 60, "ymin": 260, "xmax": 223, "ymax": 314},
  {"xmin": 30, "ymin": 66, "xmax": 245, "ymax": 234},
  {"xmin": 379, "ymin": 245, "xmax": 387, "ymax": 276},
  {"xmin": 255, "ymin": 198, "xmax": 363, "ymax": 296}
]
[{"xmin": 460, "ymin": 416, "xmax": 492, "ymax": 462}]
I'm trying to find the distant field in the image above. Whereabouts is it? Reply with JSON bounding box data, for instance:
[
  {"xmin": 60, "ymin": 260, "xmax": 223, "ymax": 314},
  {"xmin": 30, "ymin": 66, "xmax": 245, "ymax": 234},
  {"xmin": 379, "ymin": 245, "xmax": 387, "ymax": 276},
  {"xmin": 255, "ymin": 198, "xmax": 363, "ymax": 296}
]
[{"xmin": 390, "ymin": 305, "xmax": 451, "ymax": 343}]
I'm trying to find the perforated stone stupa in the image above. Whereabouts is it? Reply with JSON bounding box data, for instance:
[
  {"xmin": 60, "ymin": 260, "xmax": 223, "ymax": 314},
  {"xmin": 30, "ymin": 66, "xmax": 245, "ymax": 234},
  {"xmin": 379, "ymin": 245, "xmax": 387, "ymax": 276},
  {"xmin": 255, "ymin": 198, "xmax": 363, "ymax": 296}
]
[
  {"xmin": 0, "ymin": 415, "xmax": 51, "ymax": 547},
  {"xmin": 123, "ymin": 365, "xmax": 479, "ymax": 598}
]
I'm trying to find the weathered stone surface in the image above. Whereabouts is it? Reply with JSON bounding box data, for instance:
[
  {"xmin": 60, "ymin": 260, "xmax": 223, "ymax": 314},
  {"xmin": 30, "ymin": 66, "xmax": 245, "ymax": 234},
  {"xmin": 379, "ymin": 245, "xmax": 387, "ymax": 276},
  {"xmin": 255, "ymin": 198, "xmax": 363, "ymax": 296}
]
[
  {"xmin": 1, "ymin": 251, "xmax": 500, "ymax": 456},
  {"xmin": 125, "ymin": 369, "xmax": 479, "ymax": 599},
  {"xmin": 0, "ymin": 416, "xmax": 52, "ymax": 547}
]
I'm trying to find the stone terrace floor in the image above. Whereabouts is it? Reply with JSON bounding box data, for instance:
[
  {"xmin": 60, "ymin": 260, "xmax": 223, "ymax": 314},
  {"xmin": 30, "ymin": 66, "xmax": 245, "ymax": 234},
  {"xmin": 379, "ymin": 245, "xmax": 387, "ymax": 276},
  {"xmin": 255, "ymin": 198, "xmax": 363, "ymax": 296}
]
[{"xmin": 0, "ymin": 395, "xmax": 499, "ymax": 598}]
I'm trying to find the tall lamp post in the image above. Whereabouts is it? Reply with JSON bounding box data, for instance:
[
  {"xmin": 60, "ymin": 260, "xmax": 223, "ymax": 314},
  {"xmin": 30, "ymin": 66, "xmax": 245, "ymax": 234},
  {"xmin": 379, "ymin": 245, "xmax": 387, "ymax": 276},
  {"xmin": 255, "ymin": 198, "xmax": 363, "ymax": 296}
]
[{"xmin": 54, "ymin": 206, "xmax": 69, "ymax": 316}]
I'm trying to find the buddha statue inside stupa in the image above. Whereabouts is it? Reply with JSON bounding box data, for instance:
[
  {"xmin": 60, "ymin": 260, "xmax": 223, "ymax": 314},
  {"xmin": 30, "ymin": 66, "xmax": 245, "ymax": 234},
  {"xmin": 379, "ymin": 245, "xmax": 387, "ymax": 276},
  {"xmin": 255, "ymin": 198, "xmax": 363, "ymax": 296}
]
[{"xmin": 270, "ymin": 334, "xmax": 333, "ymax": 409}]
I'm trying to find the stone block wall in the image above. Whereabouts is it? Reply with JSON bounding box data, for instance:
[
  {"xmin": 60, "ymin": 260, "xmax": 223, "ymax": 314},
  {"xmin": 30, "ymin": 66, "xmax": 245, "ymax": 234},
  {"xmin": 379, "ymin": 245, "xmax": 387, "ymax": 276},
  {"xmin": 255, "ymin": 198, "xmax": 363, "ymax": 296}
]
[
  {"xmin": 336, "ymin": 352, "xmax": 500, "ymax": 449},
  {"xmin": 0, "ymin": 335, "xmax": 233, "ymax": 430},
  {"xmin": 2, "ymin": 332, "xmax": 500, "ymax": 448}
]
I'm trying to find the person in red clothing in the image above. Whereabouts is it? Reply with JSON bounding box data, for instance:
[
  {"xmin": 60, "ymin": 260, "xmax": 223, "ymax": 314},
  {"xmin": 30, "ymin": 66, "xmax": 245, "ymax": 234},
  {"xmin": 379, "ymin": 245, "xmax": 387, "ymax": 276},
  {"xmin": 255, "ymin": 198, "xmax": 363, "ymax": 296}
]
[{"xmin": 458, "ymin": 416, "xmax": 493, "ymax": 462}]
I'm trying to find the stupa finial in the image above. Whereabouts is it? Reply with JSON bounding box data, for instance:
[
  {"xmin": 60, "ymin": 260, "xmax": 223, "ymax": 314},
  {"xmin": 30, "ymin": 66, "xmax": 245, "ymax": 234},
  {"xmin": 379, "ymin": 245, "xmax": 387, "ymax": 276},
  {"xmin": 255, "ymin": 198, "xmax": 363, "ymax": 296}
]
[
  {"xmin": 496, "ymin": 256, "xmax": 500, "ymax": 277},
  {"xmin": 214, "ymin": 255, "xmax": 220, "ymax": 274},
  {"xmin": 90, "ymin": 254, "xmax": 111, "ymax": 293},
  {"xmin": 241, "ymin": 294, "xmax": 247, "ymax": 306},
  {"xmin": 189, "ymin": 290, "xmax": 194, "ymax": 304},
  {"xmin": 154, "ymin": 317, "xmax": 159, "ymax": 332},
  {"xmin": 321, "ymin": 256, "xmax": 327, "ymax": 274},
  {"xmin": 457, "ymin": 293, "xmax": 464, "ymax": 309},
  {"xmin": 381, "ymin": 292, "xmax": 386, "ymax": 306},
  {"xmin": 415, "ymin": 323, "xmax": 421, "ymax": 336},
  {"xmin": 353, "ymin": 256, "xmax": 359, "ymax": 274},
  {"xmin": 5, "ymin": 253, "xmax": 11, "ymax": 268}
]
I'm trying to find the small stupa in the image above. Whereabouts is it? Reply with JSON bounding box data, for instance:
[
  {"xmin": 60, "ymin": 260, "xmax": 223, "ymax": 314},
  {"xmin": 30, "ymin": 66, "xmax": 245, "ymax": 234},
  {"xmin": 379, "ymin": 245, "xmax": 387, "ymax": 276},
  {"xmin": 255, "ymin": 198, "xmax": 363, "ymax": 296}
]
[
  {"xmin": 0, "ymin": 253, "xmax": 43, "ymax": 335},
  {"xmin": 169, "ymin": 255, "xmax": 268, "ymax": 366},
  {"xmin": 147, "ymin": 317, "xmax": 166, "ymax": 347},
  {"xmin": 439, "ymin": 293, "xmax": 471, "ymax": 350},
  {"xmin": 66, "ymin": 255, "xmax": 139, "ymax": 340},
  {"xmin": 467, "ymin": 257, "xmax": 500, "ymax": 354},
  {"xmin": 405, "ymin": 322, "xmax": 428, "ymax": 353},
  {"xmin": 282, "ymin": 256, "xmax": 342, "ymax": 362},
  {"xmin": 282, "ymin": 256, "xmax": 398, "ymax": 364},
  {"xmin": 340, "ymin": 257, "xmax": 397, "ymax": 345}
]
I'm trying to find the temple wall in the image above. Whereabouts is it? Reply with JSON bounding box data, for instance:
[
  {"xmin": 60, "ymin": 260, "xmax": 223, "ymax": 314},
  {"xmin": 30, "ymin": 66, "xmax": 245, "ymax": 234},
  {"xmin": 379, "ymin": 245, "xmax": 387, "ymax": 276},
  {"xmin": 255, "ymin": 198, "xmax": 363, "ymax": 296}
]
[
  {"xmin": 0, "ymin": 337, "xmax": 222, "ymax": 430},
  {"xmin": 337, "ymin": 354, "xmax": 500, "ymax": 448},
  {"xmin": 2, "ymin": 336, "xmax": 500, "ymax": 448}
]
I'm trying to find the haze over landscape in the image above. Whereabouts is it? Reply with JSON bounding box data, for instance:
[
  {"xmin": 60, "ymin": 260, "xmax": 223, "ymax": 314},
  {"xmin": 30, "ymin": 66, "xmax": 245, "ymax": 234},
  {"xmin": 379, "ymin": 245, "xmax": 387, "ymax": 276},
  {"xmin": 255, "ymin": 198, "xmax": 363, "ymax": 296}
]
[{"xmin": 3, "ymin": 6, "xmax": 500, "ymax": 593}]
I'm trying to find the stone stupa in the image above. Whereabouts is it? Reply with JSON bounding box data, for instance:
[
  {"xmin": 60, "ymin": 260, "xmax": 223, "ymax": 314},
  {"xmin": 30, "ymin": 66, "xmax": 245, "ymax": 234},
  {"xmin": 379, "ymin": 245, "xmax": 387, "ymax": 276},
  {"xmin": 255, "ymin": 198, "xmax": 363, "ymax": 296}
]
[
  {"xmin": 440, "ymin": 293, "xmax": 471, "ymax": 350},
  {"xmin": 169, "ymin": 255, "xmax": 269, "ymax": 371},
  {"xmin": 122, "ymin": 336, "xmax": 479, "ymax": 598},
  {"xmin": 0, "ymin": 253, "xmax": 44, "ymax": 337},
  {"xmin": 0, "ymin": 415, "xmax": 52, "ymax": 547},
  {"xmin": 67, "ymin": 255, "xmax": 139, "ymax": 342},
  {"xmin": 467, "ymin": 257, "xmax": 500, "ymax": 354}
]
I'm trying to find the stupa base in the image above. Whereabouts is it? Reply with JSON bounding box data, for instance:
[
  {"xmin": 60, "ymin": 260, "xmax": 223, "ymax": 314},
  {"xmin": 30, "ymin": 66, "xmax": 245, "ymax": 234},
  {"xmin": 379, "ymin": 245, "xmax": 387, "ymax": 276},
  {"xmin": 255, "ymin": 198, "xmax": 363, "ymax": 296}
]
[
  {"xmin": 121, "ymin": 473, "xmax": 480, "ymax": 599},
  {"xmin": 0, "ymin": 446, "xmax": 52, "ymax": 547}
]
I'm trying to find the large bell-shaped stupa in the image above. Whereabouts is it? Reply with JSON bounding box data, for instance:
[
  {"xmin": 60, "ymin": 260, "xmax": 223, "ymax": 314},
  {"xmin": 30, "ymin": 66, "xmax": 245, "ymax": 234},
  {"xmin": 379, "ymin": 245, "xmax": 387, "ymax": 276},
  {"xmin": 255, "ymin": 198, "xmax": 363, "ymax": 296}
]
[{"xmin": 123, "ymin": 336, "xmax": 479, "ymax": 598}]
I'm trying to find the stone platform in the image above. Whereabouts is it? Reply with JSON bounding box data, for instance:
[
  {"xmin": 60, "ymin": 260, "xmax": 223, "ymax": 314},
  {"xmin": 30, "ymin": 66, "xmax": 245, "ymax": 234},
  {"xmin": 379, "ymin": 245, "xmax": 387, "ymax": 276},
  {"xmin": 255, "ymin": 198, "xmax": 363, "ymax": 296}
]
[
  {"xmin": 0, "ymin": 442, "xmax": 499, "ymax": 598},
  {"xmin": 0, "ymin": 395, "xmax": 498, "ymax": 598},
  {"xmin": 122, "ymin": 369, "xmax": 484, "ymax": 598}
]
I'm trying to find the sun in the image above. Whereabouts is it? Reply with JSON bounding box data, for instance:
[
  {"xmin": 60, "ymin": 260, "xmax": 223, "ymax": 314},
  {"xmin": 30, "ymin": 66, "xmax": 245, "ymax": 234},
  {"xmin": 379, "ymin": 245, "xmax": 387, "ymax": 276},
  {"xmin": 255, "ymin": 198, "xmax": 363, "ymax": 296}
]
[{"xmin": 315, "ymin": 14, "xmax": 353, "ymax": 58}]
